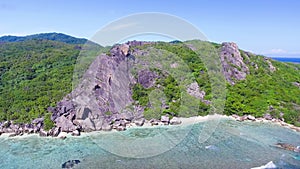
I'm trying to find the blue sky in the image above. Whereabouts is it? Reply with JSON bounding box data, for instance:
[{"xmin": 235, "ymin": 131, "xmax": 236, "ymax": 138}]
[{"xmin": 0, "ymin": 0, "xmax": 299, "ymax": 57}]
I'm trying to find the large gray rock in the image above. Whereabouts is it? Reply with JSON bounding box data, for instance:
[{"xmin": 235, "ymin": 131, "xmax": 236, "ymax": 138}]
[
  {"xmin": 81, "ymin": 118, "xmax": 95, "ymax": 132},
  {"xmin": 76, "ymin": 106, "xmax": 92, "ymax": 120},
  {"xmin": 55, "ymin": 116, "xmax": 76, "ymax": 132},
  {"xmin": 116, "ymin": 126, "xmax": 126, "ymax": 131},
  {"xmin": 264, "ymin": 113, "xmax": 273, "ymax": 120},
  {"xmin": 39, "ymin": 129, "xmax": 48, "ymax": 137},
  {"xmin": 93, "ymin": 119, "xmax": 103, "ymax": 131},
  {"xmin": 134, "ymin": 118, "xmax": 145, "ymax": 126},
  {"xmin": 137, "ymin": 69, "xmax": 158, "ymax": 88},
  {"xmin": 170, "ymin": 117, "xmax": 182, "ymax": 125},
  {"xmin": 71, "ymin": 129, "xmax": 80, "ymax": 136},
  {"xmin": 52, "ymin": 127, "xmax": 61, "ymax": 137},
  {"xmin": 102, "ymin": 123, "xmax": 112, "ymax": 131},
  {"xmin": 161, "ymin": 115, "xmax": 170, "ymax": 124},
  {"xmin": 32, "ymin": 118, "xmax": 44, "ymax": 124},
  {"xmin": 119, "ymin": 111, "xmax": 134, "ymax": 121},
  {"xmin": 247, "ymin": 115, "xmax": 256, "ymax": 121},
  {"xmin": 220, "ymin": 42, "xmax": 250, "ymax": 85}
]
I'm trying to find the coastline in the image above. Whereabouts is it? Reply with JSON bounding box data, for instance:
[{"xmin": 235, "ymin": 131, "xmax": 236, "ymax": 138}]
[{"xmin": 1, "ymin": 114, "xmax": 299, "ymax": 139}]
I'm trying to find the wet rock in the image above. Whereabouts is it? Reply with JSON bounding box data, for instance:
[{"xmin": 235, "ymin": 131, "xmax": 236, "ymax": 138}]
[
  {"xmin": 93, "ymin": 119, "xmax": 103, "ymax": 131},
  {"xmin": 247, "ymin": 115, "xmax": 256, "ymax": 121},
  {"xmin": 150, "ymin": 119, "xmax": 159, "ymax": 125},
  {"xmin": 170, "ymin": 117, "xmax": 182, "ymax": 125},
  {"xmin": 71, "ymin": 129, "xmax": 80, "ymax": 136},
  {"xmin": 9, "ymin": 133, "xmax": 18, "ymax": 137},
  {"xmin": 102, "ymin": 123, "xmax": 112, "ymax": 131},
  {"xmin": 59, "ymin": 136, "xmax": 67, "ymax": 140},
  {"xmin": 263, "ymin": 113, "xmax": 273, "ymax": 120},
  {"xmin": 49, "ymin": 127, "xmax": 61, "ymax": 137},
  {"xmin": 80, "ymin": 118, "xmax": 95, "ymax": 132},
  {"xmin": 161, "ymin": 116, "xmax": 170, "ymax": 125},
  {"xmin": 55, "ymin": 116, "xmax": 76, "ymax": 132},
  {"xmin": 62, "ymin": 160, "xmax": 80, "ymax": 168},
  {"xmin": 39, "ymin": 129, "xmax": 48, "ymax": 137},
  {"xmin": 134, "ymin": 118, "xmax": 145, "ymax": 126},
  {"xmin": 116, "ymin": 126, "xmax": 126, "ymax": 131}
]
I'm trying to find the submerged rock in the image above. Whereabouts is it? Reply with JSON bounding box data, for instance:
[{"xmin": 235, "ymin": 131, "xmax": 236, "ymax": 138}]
[
  {"xmin": 274, "ymin": 143, "xmax": 300, "ymax": 153},
  {"xmin": 62, "ymin": 160, "xmax": 80, "ymax": 168}
]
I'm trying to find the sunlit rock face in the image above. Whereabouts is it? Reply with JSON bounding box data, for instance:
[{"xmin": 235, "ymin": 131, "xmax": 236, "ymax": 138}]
[{"xmin": 220, "ymin": 42, "xmax": 249, "ymax": 85}]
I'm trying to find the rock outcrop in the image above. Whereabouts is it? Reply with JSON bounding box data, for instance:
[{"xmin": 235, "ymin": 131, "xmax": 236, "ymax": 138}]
[{"xmin": 220, "ymin": 42, "xmax": 250, "ymax": 85}]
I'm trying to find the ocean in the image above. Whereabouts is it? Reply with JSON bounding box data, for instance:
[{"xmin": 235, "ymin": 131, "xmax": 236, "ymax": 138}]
[
  {"xmin": 0, "ymin": 118, "xmax": 299, "ymax": 169},
  {"xmin": 0, "ymin": 55, "xmax": 299, "ymax": 169},
  {"xmin": 272, "ymin": 57, "xmax": 300, "ymax": 63}
]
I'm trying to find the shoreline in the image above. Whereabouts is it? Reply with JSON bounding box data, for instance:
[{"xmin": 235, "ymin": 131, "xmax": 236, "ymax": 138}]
[{"xmin": 1, "ymin": 114, "xmax": 299, "ymax": 139}]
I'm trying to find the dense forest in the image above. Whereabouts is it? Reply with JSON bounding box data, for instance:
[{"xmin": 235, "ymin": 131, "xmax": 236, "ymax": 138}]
[
  {"xmin": 0, "ymin": 36, "xmax": 104, "ymax": 125},
  {"xmin": 0, "ymin": 34, "xmax": 299, "ymax": 127}
]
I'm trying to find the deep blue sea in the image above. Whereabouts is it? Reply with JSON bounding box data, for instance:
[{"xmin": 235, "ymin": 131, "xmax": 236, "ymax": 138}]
[
  {"xmin": 0, "ymin": 118, "xmax": 299, "ymax": 169},
  {"xmin": 272, "ymin": 57, "xmax": 300, "ymax": 63}
]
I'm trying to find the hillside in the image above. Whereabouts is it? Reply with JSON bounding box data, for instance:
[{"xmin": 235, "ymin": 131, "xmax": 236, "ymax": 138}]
[
  {"xmin": 0, "ymin": 33, "xmax": 90, "ymax": 44},
  {"xmin": 0, "ymin": 35, "xmax": 299, "ymax": 133},
  {"xmin": 0, "ymin": 38, "xmax": 104, "ymax": 125},
  {"xmin": 49, "ymin": 40, "xmax": 300, "ymax": 133}
]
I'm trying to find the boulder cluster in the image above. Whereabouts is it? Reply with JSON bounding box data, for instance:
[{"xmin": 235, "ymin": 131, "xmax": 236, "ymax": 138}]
[
  {"xmin": 231, "ymin": 113, "xmax": 300, "ymax": 132},
  {"xmin": 0, "ymin": 118, "xmax": 61, "ymax": 137}
]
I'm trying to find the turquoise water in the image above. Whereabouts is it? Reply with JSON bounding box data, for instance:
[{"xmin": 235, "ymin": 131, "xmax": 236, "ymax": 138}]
[{"xmin": 0, "ymin": 119, "xmax": 299, "ymax": 169}]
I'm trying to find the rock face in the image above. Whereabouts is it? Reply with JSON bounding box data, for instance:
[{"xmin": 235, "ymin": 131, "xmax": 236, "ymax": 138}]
[
  {"xmin": 220, "ymin": 42, "xmax": 249, "ymax": 85},
  {"xmin": 187, "ymin": 82, "xmax": 205, "ymax": 99},
  {"xmin": 55, "ymin": 116, "xmax": 76, "ymax": 132},
  {"xmin": 264, "ymin": 58, "xmax": 276, "ymax": 72},
  {"xmin": 137, "ymin": 70, "xmax": 158, "ymax": 88},
  {"xmin": 47, "ymin": 43, "xmax": 150, "ymax": 132}
]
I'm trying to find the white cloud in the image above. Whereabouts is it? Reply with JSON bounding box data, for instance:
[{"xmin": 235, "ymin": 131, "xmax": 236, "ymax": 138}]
[{"xmin": 264, "ymin": 48, "xmax": 288, "ymax": 54}]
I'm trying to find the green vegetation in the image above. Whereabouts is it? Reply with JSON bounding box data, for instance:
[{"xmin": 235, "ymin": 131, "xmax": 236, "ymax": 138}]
[
  {"xmin": 0, "ymin": 39, "xmax": 101, "ymax": 123},
  {"xmin": 224, "ymin": 55, "xmax": 300, "ymax": 126},
  {"xmin": 0, "ymin": 33, "xmax": 89, "ymax": 44},
  {"xmin": 0, "ymin": 36, "xmax": 299, "ymax": 127},
  {"xmin": 131, "ymin": 42, "xmax": 300, "ymax": 126},
  {"xmin": 43, "ymin": 113, "xmax": 55, "ymax": 131}
]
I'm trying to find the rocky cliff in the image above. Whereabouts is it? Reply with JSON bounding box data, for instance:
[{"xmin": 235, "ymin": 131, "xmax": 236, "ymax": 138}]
[{"xmin": 48, "ymin": 41, "xmax": 257, "ymax": 132}]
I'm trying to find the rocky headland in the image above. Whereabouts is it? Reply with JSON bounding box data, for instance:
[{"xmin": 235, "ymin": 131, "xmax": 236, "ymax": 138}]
[{"xmin": 0, "ymin": 41, "xmax": 299, "ymax": 144}]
